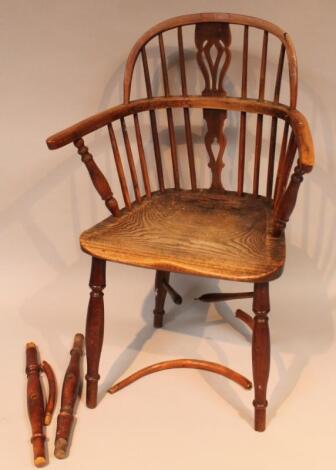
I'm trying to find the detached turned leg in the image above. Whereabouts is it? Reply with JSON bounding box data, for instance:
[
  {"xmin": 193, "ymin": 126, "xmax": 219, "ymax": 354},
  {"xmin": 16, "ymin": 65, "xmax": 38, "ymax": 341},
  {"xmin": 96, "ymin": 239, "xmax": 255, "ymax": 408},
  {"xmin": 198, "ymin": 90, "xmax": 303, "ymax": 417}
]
[
  {"xmin": 85, "ymin": 257, "xmax": 106, "ymax": 408},
  {"xmin": 153, "ymin": 270, "xmax": 170, "ymax": 328},
  {"xmin": 252, "ymin": 282, "xmax": 270, "ymax": 431}
]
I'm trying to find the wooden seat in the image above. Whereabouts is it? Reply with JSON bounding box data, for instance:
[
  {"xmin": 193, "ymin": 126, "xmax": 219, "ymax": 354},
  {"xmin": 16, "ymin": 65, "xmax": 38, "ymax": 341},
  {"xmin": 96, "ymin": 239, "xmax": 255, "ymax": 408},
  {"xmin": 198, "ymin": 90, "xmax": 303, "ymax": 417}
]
[
  {"xmin": 80, "ymin": 190, "xmax": 285, "ymax": 282},
  {"xmin": 47, "ymin": 13, "xmax": 314, "ymax": 433}
]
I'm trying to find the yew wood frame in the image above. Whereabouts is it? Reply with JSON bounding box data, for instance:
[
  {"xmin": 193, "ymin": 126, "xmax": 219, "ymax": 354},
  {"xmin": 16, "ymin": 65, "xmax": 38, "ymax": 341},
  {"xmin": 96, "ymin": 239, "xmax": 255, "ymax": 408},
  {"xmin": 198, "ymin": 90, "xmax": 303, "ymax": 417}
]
[{"xmin": 46, "ymin": 13, "xmax": 314, "ymax": 432}]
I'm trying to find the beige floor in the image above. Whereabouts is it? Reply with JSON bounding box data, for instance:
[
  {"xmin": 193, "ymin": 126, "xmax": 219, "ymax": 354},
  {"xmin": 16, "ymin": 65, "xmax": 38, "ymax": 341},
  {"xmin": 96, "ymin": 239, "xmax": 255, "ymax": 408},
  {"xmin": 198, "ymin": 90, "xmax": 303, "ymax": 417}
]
[{"xmin": 1, "ymin": 244, "xmax": 335, "ymax": 469}]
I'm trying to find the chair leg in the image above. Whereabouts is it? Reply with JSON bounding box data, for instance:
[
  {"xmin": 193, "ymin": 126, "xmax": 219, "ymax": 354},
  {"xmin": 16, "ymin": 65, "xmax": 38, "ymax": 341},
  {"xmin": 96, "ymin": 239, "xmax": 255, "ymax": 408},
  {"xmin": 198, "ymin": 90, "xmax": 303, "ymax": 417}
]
[
  {"xmin": 252, "ymin": 282, "xmax": 270, "ymax": 432},
  {"xmin": 153, "ymin": 270, "xmax": 170, "ymax": 328},
  {"xmin": 85, "ymin": 257, "xmax": 106, "ymax": 408}
]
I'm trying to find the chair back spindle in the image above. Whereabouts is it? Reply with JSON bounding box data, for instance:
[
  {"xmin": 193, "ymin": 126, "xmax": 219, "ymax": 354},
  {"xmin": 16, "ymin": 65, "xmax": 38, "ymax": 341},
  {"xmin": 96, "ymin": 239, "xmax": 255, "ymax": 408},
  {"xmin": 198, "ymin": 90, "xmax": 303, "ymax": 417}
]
[
  {"xmin": 237, "ymin": 25, "xmax": 249, "ymax": 195},
  {"xmin": 178, "ymin": 26, "xmax": 197, "ymax": 190},
  {"xmin": 107, "ymin": 123, "xmax": 132, "ymax": 210},
  {"xmin": 133, "ymin": 113, "xmax": 152, "ymax": 198}
]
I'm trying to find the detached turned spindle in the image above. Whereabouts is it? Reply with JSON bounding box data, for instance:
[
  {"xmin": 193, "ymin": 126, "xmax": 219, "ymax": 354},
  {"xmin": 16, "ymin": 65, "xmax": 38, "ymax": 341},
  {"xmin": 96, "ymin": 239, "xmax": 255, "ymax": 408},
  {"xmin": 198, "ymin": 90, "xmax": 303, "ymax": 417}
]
[
  {"xmin": 55, "ymin": 333, "xmax": 84, "ymax": 459},
  {"xmin": 25, "ymin": 343, "xmax": 56, "ymax": 467},
  {"xmin": 26, "ymin": 343, "xmax": 46, "ymax": 468},
  {"xmin": 141, "ymin": 46, "xmax": 165, "ymax": 191}
]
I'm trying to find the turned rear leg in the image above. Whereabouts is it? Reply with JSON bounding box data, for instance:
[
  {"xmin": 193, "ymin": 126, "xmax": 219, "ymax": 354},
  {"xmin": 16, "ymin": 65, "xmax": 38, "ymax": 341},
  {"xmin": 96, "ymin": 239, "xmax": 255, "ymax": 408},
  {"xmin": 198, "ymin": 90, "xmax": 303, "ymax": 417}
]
[
  {"xmin": 252, "ymin": 282, "xmax": 270, "ymax": 431},
  {"xmin": 153, "ymin": 270, "xmax": 170, "ymax": 328},
  {"xmin": 85, "ymin": 257, "xmax": 106, "ymax": 408}
]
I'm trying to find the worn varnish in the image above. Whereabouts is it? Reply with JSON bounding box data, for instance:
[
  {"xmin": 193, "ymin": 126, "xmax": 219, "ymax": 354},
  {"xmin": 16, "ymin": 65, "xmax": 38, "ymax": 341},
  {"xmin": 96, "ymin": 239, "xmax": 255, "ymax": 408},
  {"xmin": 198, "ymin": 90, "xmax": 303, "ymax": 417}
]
[{"xmin": 46, "ymin": 13, "xmax": 314, "ymax": 432}]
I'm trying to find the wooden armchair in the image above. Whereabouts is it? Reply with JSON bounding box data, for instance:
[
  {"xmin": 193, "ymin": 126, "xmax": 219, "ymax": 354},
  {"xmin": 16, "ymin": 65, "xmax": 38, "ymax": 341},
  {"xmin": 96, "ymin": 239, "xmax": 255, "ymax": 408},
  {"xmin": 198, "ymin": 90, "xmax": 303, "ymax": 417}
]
[{"xmin": 46, "ymin": 13, "xmax": 314, "ymax": 431}]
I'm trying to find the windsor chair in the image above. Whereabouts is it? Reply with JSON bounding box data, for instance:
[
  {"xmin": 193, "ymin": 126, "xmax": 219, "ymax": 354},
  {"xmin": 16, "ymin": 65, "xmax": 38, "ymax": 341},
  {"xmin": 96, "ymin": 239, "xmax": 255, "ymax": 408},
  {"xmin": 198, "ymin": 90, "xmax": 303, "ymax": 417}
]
[{"xmin": 46, "ymin": 13, "xmax": 314, "ymax": 431}]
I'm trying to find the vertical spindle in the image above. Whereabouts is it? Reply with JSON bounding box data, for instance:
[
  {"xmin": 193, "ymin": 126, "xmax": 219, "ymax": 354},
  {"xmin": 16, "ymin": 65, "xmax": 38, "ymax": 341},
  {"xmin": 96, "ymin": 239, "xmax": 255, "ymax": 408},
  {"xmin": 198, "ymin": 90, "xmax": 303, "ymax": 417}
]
[
  {"xmin": 258, "ymin": 31, "xmax": 268, "ymax": 100},
  {"xmin": 178, "ymin": 26, "xmax": 197, "ymax": 190},
  {"xmin": 242, "ymin": 25, "xmax": 249, "ymax": 98},
  {"xmin": 133, "ymin": 113, "xmax": 151, "ymax": 198},
  {"xmin": 159, "ymin": 33, "xmax": 180, "ymax": 189},
  {"xmin": 238, "ymin": 25, "xmax": 249, "ymax": 195},
  {"xmin": 266, "ymin": 45, "xmax": 286, "ymax": 198},
  {"xmin": 273, "ymin": 121, "xmax": 289, "ymax": 204},
  {"xmin": 253, "ymin": 31, "xmax": 268, "ymax": 196},
  {"xmin": 158, "ymin": 33, "xmax": 170, "ymax": 95},
  {"xmin": 107, "ymin": 122, "xmax": 132, "ymax": 210},
  {"xmin": 120, "ymin": 117, "xmax": 141, "ymax": 203},
  {"xmin": 141, "ymin": 46, "xmax": 165, "ymax": 191}
]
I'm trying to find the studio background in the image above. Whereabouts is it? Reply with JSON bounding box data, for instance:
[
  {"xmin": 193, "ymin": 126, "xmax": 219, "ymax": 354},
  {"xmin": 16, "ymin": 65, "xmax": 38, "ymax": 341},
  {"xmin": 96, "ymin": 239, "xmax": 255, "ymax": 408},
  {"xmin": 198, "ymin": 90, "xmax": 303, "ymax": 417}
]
[{"xmin": 1, "ymin": 1, "xmax": 335, "ymax": 469}]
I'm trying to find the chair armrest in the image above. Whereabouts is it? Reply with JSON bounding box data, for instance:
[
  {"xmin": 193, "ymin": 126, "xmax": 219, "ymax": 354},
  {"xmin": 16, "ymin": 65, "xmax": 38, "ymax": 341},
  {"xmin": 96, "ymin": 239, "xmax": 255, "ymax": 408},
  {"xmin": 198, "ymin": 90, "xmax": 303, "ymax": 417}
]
[
  {"xmin": 271, "ymin": 109, "xmax": 314, "ymax": 236},
  {"xmin": 46, "ymin": 102, "xmax": 130, "ymax": 150},
  {"xmin": 46, "ymin": 96, "xmax": 290, "ymax": 150},
  {"xmin": 288, "ymin": 109, "xmax": 314, "ymax": 172}
]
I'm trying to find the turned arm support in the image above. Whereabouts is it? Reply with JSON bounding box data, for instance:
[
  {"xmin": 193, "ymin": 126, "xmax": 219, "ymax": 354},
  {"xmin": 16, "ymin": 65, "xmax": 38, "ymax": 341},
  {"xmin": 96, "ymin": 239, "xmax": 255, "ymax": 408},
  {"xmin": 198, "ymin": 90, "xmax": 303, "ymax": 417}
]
[{"xmin": 272, "ymin": 109, "xmax": 314, "ymax": 236}]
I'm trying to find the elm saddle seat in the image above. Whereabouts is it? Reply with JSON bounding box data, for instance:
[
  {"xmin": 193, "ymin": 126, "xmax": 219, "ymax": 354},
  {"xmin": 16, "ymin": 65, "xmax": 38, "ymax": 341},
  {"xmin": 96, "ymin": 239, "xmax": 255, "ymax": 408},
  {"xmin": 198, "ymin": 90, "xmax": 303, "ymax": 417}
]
[
  {"xmin": 46, "ymin": 12, "xmax": 314, "ymax": 434},
  {"xmin": 80, "ymin": 190, "xmax": 285, "ymax": 282}
]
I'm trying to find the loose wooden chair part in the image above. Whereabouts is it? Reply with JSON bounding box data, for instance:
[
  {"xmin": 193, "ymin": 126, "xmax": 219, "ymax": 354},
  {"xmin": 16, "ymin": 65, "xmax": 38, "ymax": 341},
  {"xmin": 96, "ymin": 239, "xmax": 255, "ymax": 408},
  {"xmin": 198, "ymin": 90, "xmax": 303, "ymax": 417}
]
[{"xmin": 47, "ymin": 13, "xmax": 314, "ymax": 431}]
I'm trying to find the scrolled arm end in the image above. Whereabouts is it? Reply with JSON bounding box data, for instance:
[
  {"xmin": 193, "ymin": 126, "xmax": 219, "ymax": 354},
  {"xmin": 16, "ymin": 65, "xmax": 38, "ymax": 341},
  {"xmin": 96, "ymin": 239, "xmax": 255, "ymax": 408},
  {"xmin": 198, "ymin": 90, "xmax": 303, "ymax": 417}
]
[{"xmin": 288, "ymin": 109, "xmax": 314, "ymax": 172}]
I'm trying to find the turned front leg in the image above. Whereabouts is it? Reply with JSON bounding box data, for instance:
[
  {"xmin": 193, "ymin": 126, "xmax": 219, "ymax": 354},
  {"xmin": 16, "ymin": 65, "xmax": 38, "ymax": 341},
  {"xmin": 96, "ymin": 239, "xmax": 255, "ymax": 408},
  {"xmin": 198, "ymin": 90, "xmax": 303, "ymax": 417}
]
[
  {"xmin": 252, "ymin": 282, "xmax": 270, "ymax": 432},
  {"xmin": 86, "ymin": 257, "xmax": 106, "ymax": 408},
  {"xmin": 153, "ymin": 270, "xmax": 170, "ymax": 328}
]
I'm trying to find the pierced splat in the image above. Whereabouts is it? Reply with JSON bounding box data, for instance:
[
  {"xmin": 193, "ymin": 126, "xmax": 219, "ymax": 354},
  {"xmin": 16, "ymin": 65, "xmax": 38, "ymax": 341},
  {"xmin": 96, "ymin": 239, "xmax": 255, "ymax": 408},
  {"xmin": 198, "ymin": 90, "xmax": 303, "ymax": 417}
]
[{"xmin": 195, "ymin": 23, "xmax": 232, "ymax": 190}]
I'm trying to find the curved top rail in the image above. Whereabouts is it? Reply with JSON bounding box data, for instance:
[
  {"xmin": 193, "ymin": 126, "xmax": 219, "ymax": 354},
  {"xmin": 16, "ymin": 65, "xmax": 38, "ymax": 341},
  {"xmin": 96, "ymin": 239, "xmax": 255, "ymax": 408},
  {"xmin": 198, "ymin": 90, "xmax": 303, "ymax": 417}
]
[
  {"xmin": 46, "ymin": 96, "xmax": 289, "ymax": 150},
  {"xmin": 123, "ymin": 12, "xmax": 298, "ymax": 107}
]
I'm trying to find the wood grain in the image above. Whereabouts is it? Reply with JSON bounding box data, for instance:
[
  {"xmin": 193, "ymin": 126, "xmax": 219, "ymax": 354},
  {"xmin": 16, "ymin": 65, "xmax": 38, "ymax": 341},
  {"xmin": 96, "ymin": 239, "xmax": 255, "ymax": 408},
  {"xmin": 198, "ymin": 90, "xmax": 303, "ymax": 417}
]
[
  {"xmin": 80, "ymin": 190, "xmax": 285, "ymax": 283},
  {"xmin": 25, "ymin": 343, "xmax": 46, "ymax": 467},
  {"xmin": 54, "ymin": 334, "xmax": 84, "ymax": 459}
]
